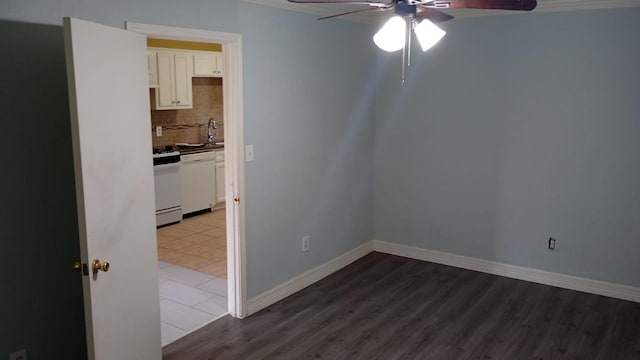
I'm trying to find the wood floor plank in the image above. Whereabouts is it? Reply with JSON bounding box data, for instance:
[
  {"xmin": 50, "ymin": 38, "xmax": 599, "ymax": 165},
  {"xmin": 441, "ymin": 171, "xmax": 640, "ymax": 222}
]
[{"xmin": 163, "ymin": 252, "xmax": 640, "ymax": 360}]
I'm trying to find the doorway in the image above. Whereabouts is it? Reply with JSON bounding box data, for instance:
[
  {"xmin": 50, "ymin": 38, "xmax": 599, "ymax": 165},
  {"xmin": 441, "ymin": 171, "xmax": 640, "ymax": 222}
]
[
  {"xmin": 127, "ymin": 21, "xmax": 247, "ymax": 343},
  {"xmin": 148, "ymin": 38, "xmax": 229, "ymax": 344},
  {"xmin": 157, "ymin": 210, "xmax": 228, "ymax": 345}
]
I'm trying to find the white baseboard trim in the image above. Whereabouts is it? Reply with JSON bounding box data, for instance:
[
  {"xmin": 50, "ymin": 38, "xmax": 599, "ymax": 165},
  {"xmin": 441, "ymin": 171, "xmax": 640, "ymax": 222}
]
[
  {"xmin": 373, "ymin": 240, "xmax": 640, "ymax": 303},
  {"xmin": 246, "ymin": 239, "xmax": 639, "ymax": 317},
  {"xmin": 247, "ymin": 241, "xmax": 374, "ymax": 316}
]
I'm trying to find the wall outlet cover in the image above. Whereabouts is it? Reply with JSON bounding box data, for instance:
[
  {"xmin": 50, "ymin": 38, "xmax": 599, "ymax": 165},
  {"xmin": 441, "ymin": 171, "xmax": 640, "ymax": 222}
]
[{"xmin": 9, "ymin": 349, "xmax": 27, "ymax": 360}]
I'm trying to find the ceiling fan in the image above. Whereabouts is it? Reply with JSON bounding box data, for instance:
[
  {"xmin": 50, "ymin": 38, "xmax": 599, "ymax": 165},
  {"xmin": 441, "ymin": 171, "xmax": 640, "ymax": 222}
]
[{"xmin": 288, "ymin": 0, "xmax": 537, "ymax": 82}]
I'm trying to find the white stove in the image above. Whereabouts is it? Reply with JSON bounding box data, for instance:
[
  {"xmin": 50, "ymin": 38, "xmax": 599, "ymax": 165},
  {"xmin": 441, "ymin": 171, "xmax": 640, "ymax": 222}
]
[{"xmin": 153, "ymin": 150, "xmax": 182, "ymax": 226}]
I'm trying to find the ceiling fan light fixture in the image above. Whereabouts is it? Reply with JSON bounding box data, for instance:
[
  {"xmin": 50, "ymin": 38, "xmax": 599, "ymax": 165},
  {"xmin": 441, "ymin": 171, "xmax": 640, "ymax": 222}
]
[
  {"xmin": 414, "ymin": 19, "xmax": 446, "ymax": 52},
  {"xmin": 373, "ymin": 16, "xmax": 406, "ymax": 52}
]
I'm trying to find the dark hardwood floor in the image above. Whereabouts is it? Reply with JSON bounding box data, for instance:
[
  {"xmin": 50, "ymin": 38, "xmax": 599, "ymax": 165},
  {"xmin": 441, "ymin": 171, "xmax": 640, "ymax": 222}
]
[{"xmin": 163, "ymin": 252, "xmax": 640, "ymax": 360}]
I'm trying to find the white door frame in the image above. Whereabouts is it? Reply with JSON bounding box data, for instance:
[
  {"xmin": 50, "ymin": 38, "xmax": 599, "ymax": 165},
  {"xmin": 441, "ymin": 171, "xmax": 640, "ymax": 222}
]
[{"xmin": 126, "ymin": 22, "xmax": 247, "ymax": 318}]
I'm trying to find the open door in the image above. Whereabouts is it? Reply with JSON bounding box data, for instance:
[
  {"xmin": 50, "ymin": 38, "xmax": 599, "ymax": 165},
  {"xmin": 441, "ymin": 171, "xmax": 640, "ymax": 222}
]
[{"xmin": 64, "ymin": 18, "xmax": 162, "ymax": 359}]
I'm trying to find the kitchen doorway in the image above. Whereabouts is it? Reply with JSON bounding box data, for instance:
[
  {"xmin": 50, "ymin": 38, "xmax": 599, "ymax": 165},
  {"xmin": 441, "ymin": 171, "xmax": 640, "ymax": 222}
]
[
  {"xmin": 127, "ymin": 21, "xmax": 247, "ymax": 346},
  {"xmin": 157, "ymin": 210, "xmax": 228, "ymax": 345}
]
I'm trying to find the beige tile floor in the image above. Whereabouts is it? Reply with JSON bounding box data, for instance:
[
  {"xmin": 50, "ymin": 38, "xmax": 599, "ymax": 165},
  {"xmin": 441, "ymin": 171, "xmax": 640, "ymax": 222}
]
[{"xmin": 157, "ymin": 209, "xmax": 227, "ymax": 278}]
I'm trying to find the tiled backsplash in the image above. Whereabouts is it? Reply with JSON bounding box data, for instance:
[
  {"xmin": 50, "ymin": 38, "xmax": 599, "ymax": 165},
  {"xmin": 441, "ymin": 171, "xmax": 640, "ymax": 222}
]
[{"xmin": 150, "ymin": 77, "xmax": 224, "ymax": 148}]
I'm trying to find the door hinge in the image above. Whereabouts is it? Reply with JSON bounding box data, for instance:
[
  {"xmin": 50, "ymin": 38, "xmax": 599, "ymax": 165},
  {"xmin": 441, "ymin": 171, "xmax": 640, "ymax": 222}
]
[{"xmin": 74, "ymin": 261, "xmax": 89, "ymax": 276}]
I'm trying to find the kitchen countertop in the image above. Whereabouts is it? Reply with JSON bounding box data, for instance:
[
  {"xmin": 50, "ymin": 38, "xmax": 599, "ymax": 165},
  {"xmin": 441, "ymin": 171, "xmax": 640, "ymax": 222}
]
[{"xmin": 176, "ymin": 143, "xmax": 224, "ymax": 155}]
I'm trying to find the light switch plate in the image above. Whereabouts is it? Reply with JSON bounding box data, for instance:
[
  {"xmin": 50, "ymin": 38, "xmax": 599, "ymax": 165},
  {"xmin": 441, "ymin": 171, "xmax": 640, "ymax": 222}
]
[
  {"xmin": 302, "ymin": 236, "xmax": 310, "ymax": 252},
  {"xmin": 245, "ymin": 145, "xmax": 254, "ymax": 162}
]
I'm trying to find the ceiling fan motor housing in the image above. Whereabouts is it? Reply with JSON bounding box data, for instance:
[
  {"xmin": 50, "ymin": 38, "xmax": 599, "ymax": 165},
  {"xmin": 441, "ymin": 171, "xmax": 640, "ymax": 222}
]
[
  {"xmin": 406, "ymin": 0, "xmax": 450, "ymax": 6},
  {"xmin": 396, "ymin": 2, "xmax": 418, "ymax": 16}
]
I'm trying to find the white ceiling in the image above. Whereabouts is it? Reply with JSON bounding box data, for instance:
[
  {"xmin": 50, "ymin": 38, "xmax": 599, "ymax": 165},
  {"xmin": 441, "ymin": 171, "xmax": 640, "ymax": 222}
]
[{"xmin": 242, "ymin": 0, "xmax": 640, "ymax": 24}]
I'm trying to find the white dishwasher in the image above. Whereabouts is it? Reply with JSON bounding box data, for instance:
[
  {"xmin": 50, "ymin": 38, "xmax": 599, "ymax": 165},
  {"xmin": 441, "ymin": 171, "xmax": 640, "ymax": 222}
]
[
  {"xmin": 180, "ymin": 151, "xmax": 215, "ymax": 215},
  {"xmin": 215, "ymin": 150, "xmax": 225, "ymax": 205}
]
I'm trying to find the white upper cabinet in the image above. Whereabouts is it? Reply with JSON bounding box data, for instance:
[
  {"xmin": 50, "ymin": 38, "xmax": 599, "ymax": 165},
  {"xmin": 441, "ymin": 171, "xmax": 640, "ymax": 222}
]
[
  {"xmin": 147, "ymin": 49, "xmax": 158, "ymax": 88},
  {"xmin": 193, "ymin": 52, "xmax": 224, "ymax": 78},
  {"xmin": 153, "ymin": 49, "xmax": 193, "ymax": 110},
  {"xmin": 172, "ymin": 52, "xmax": 193, "ymax": 107},
  {"xmin": 148, "ymin": 47, "xmax": 222, "ymax": 110}
]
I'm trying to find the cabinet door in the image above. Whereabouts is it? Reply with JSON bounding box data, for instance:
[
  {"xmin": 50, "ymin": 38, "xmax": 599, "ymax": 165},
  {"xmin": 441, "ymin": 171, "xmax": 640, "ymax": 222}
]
[
  {"xmin": 173, "ymin": 52, "xmax": 193, "ymax": 108},
  {"xmin": 193, "ymin": 52, "xmax": 223, "ymax": 77},
  {"xmin": 193, "ymin": 53, "xmax": 215, "ymax": 76},
  {"xmin": 155, "ymin": 51, "xmax": 176, "ymax": 108},
  {"xmin": 147, "ymin": 50, "xmax": 158, "ymax": 87},
  {"xmin": 153, "ymin": 50, "xmax": 193, "ymax": 110},
  {"xmin": 215, "ymin": 162, "xmax": 225, "ymax": 204},
  {"xmin": 213, "ymin": 52, "xmax": 223, "ymax": 77}
]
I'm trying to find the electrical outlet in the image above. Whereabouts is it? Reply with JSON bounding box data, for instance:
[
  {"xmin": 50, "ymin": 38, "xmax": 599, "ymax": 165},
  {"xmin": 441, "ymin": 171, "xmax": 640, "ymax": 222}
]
[
  {"xmin": 9, "ymin": 349, "xmax": 27, "ymax": 360},
  {"xmin": 548, "ymin": 237, "xmax": 556, "ymax": 250},
  {"xmin": 156, "ymin": 126, "xmax": 162, "ymax": 136},
  {"xmin": 302, "ymin": 236, "xmax": 310, "ymax": 252}
]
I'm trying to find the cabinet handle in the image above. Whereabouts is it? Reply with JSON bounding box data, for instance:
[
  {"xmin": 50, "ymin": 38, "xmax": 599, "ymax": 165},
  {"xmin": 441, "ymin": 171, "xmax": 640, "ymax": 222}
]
[{"xmin": 176, "ymin": 101, "xmax": 181, "ymax": 104}]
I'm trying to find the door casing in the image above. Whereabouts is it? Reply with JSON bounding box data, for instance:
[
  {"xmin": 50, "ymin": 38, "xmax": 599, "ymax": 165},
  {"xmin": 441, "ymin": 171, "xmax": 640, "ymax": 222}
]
[{"xmin": 126, "ymin": 21, "xmax": 247, "ymax": 318}]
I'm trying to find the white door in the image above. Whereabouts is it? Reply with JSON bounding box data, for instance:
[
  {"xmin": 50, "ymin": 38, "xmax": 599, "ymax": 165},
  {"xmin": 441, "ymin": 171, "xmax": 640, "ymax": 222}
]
[{"xmin": 63, "ymin": 18, "xmax": 162, "ymax": 360}]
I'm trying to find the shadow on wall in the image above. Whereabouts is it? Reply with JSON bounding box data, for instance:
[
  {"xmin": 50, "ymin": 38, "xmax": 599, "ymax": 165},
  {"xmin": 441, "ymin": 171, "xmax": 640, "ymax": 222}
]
[{"xmin": 0, "ymin": 20, "xmax": 87, "ymax": 359}]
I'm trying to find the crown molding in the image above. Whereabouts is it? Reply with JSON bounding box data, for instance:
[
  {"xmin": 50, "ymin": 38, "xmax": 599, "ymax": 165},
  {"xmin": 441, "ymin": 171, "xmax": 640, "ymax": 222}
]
[{"xmin": 241, "ymin": 0, "xmax": 640, "ymax": 24}]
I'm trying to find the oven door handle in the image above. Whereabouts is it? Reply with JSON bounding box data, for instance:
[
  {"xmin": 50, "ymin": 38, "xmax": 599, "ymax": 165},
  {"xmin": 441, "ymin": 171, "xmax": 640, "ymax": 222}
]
[{"xmin": 153, "ymin": 162, "xmax": 181, "ymax": 171}]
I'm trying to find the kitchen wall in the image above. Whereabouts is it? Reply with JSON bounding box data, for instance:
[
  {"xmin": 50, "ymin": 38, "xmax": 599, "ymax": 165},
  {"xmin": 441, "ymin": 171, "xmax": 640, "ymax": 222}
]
[
  {"xmin": 150, "ymin": 77, "xmax": 224, "ymax": 148},
  {"xmin": 374, "ymin": 7, "xmax": 640, "ymax": 287}
]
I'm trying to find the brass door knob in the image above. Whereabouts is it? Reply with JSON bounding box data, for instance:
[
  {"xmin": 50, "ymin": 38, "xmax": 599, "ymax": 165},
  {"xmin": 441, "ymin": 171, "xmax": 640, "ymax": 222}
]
[{"xmin": 92, "ymin": 259, "xmax": 110, "ymax": 274}]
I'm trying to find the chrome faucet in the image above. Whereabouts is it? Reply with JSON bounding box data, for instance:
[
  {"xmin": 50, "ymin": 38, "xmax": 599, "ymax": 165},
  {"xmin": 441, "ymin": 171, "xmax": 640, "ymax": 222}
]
[{"xmin": 207, "ymin": 118, "xmax": 218, "ymax": 143}]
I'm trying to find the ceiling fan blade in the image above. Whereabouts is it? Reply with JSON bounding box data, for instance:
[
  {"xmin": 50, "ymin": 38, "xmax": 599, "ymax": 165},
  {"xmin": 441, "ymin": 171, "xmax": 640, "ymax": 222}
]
[
  {"xmin": 416, "ymin": 6, "xmax": 454, "ymax": 23},
  {"xmin": 318, "ymin": 6, "xmax": 391, "ymax": 20},
  {"xmin": 427, "ymin": 0, "xmax": 537, "ymax": 11}
]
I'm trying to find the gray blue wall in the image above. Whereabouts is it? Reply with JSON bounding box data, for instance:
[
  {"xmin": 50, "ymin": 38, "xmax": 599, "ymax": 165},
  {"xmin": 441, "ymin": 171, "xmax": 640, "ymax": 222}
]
[
  {"xmin": 2, "ymin": 0, "xmax": 639, "ymax": 357},
  {"xmin": 239, "ymin": 4, "xmax": 376, "ymax": 297},
  {"xmin": 0, "ymin": 21, "xmax": 87, "ymax": 359},
  {"xmin": 374, "ymin": 8, "xmax": 640, "ymax": 287},
  {"xmin": 0, "ymin": 1, "xmax": 375, "ymax": 357}
]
